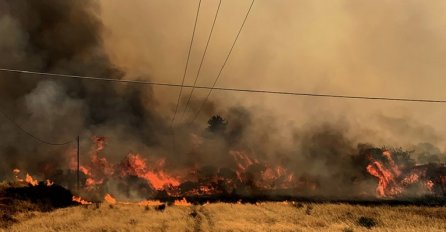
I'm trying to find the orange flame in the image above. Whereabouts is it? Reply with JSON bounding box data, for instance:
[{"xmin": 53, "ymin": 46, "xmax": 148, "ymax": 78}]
[
  {"xmin": 366, "ymin": 160, "xmax": 401, "ymax": 197},
  {"xmin": 137, "ymin": 200, "xmax": 163, "ymax": 206},
  {"xmin": 25, "ymin": 173, "xmax": 38, "ymax": 186},
  {"xmin": 72, "ymin": 196, "xmax": 92, "ymax": 205},
  {"xmin": 68, "ymin": 136, "xmax": 114, "ymax": 187},
  {"xmin": 120, "ymin": 153, "xmax": 180, "ymax": 189},
  {"xmin": 174, "ymin": 198, "xmax": 191, "ymax": 206},
  {"xmin": 104, "ymin": 194, "xmax": 117, "ymax": 204},
  {"xmin": 365, "ymin": 151, "xmax": 431, "ymax": 197}
]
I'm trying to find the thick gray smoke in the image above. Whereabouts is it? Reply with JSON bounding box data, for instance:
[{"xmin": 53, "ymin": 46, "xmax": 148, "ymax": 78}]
[{"xmin": 0, "ymin": 0, "xmax": 171, "ymax": 178}]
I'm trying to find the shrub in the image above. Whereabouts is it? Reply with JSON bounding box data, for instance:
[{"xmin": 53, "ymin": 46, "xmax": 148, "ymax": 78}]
[
  {"xmin": 155, "ymin": 204, "xmax": 166, "ymax": 212},
  {"xmin": 292, "ymin": 202, "xmax": 304, "ymax": 208},
  {"xmin": 357, "ymin": 216, "xmax": 377, "ymax": 229}
]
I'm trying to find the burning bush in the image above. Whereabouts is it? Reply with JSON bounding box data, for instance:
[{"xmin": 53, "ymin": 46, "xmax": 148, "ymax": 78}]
[
  {"xmin": 364, "ymin": 147, "xmax": 446, "ymax": 198},
  {"xmin": 5, "ymin": 123, "xmax": 446, "ymax": 204}
]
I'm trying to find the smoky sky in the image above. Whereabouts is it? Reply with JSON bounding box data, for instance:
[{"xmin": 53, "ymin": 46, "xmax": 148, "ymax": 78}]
[
  {"xmin": 100, "ymin": 0, "xmax": 446, "ymax": 147},
  {"xmin": 1, "ymin": 0, "xmax": 446, "ymax": 197}
]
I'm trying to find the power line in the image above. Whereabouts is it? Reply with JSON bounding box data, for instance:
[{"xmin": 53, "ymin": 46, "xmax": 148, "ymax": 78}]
[
  {"xmin": 191, "ymin": 0, "xmax": 255, "ymax": 123},
  {"xmin": 171, "ymin": 0, "xmax": 202, "ymax": 126},
  {"xmin": 2, "ymin": 68, "xmax": 446, "ymax": 104},
  {"xmin": 0, "ymin": 109, "xmax": 74, "ymax": 145},
  {"xmin": 181, "ymin": 0, "xmax": 222, "ymax": 121}
]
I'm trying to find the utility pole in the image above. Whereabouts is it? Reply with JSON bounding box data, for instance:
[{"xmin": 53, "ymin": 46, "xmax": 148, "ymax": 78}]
[{"xmin": 77, "ymin": 136, "xmax": 80, "ymax": 192}]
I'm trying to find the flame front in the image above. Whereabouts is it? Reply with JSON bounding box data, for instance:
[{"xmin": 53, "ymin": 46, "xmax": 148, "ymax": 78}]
[
  {"xmin": 72, "ymin": 196, "xmax": 92, "ymax": 205},
  {"xmin": 13, "ymin": 135, "xmax": 445, "ymax": 204},
  {"xmin": 174, "ymin": 198, "xmax": 191, "ymax": 206},
  {"xmin": 365, "ymin": 150, "xmax": 443, "ymax": 198},
  {"xmin": 119, "ymin": 153, "xmax": 180, "ymax": 190}
]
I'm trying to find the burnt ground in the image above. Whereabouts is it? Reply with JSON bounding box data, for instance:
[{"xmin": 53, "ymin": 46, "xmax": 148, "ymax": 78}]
[{"xmin": 0, "ymin": 182, "xmax": 75, "ymax": 228}]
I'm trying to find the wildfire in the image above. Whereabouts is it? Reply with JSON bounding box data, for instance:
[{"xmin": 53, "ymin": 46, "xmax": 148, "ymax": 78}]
[
  {"xmin": 173, "ymin": 198, "xmax": 191, "ymax": 206},
  {"xmin": 365, "ymin": 150, "xmax": 444, "ymax": 197},
  {"xmin": 98, "ymin": 193, "xmax": 164, "ymax": 206},
  {"xmin": 231, "ymin": 150, "xmax": 258, "ymax": 181},
  {"xmin": 24, "ymin": 174, "xmax": 38, "ymax": 186},
  {"xmin": 72, "ymin": 194, "xmax": 191, "ymax": 207},
  {"xmin": 137, "ymin": 200, "xmax": 163, "ymax": 206},
  {"xmin": 104, "ymin": 194, "xmax": 117, "ymax": 204},
  {"xmin": 60, "ymin": 135, "xmax": 446, "ymax": 200},
  {"xmin": 68, "ymin": 137, "xmax": 181, "ymax": 190},
  {"xmin": 68, "ymin": 136, "xmax": 114, "ymax": 187},
  {"xmin": 72, "ymin": 196, "xmax": 92, "ymax": 205},
  {"xmin": 63, "ymin": 135, "xmax": 305, "ymax": 199},
  {"xmin": 231, "ymin": 150, "xmax": 296, "ymax": 189},
  {"xmin": 366, "ymin": 159, "xmax": 401, "ymax": 197},
  {"xmin": 12, "ymin": 169, "xmax": 54, "ymax": 187},
  {"xmin": 119, "ymin": 153, "xmax": 180, "ymax": 190}
]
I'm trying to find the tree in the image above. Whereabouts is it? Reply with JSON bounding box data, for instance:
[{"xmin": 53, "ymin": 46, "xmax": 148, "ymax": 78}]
[{"xmin": 207, "ymin": 115, "xmax": 227, "ymax": 134}]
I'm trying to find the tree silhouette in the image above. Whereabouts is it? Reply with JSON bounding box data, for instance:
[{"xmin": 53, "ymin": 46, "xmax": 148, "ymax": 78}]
[{"xmin": 207, "ymin": 115, "xmax": 227, "ymax": 134}]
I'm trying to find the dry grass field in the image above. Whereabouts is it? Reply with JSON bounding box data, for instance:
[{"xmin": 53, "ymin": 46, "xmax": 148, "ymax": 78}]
[{"xmin": 2, "ymin": 202, "xmax": 446, "ymax": 232}]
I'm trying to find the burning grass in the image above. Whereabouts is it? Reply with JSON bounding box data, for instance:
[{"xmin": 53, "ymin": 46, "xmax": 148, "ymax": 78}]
[
  {"xmin": 2, "ymin": 201, "xmax": 446, "ymax": 232},
  {"xmin": 8, "ymin": 136, "xmax": 440, "ymax": 204},
  {"xmin": 62, "ymin": 137, "xmax": 446, "ymax": 200}
]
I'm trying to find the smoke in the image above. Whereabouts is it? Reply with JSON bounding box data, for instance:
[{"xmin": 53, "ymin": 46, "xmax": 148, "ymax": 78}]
[
  {"xmin": 0, "ymin": 0, "xmax": 171, "ymax": 178},
  {"xmin": 0, "ymin": 0, "xmax": 445, "ymax": 198},
  {"xmin": 99, "ymin": 0, "xmax": 446, "ymax": 147}
]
